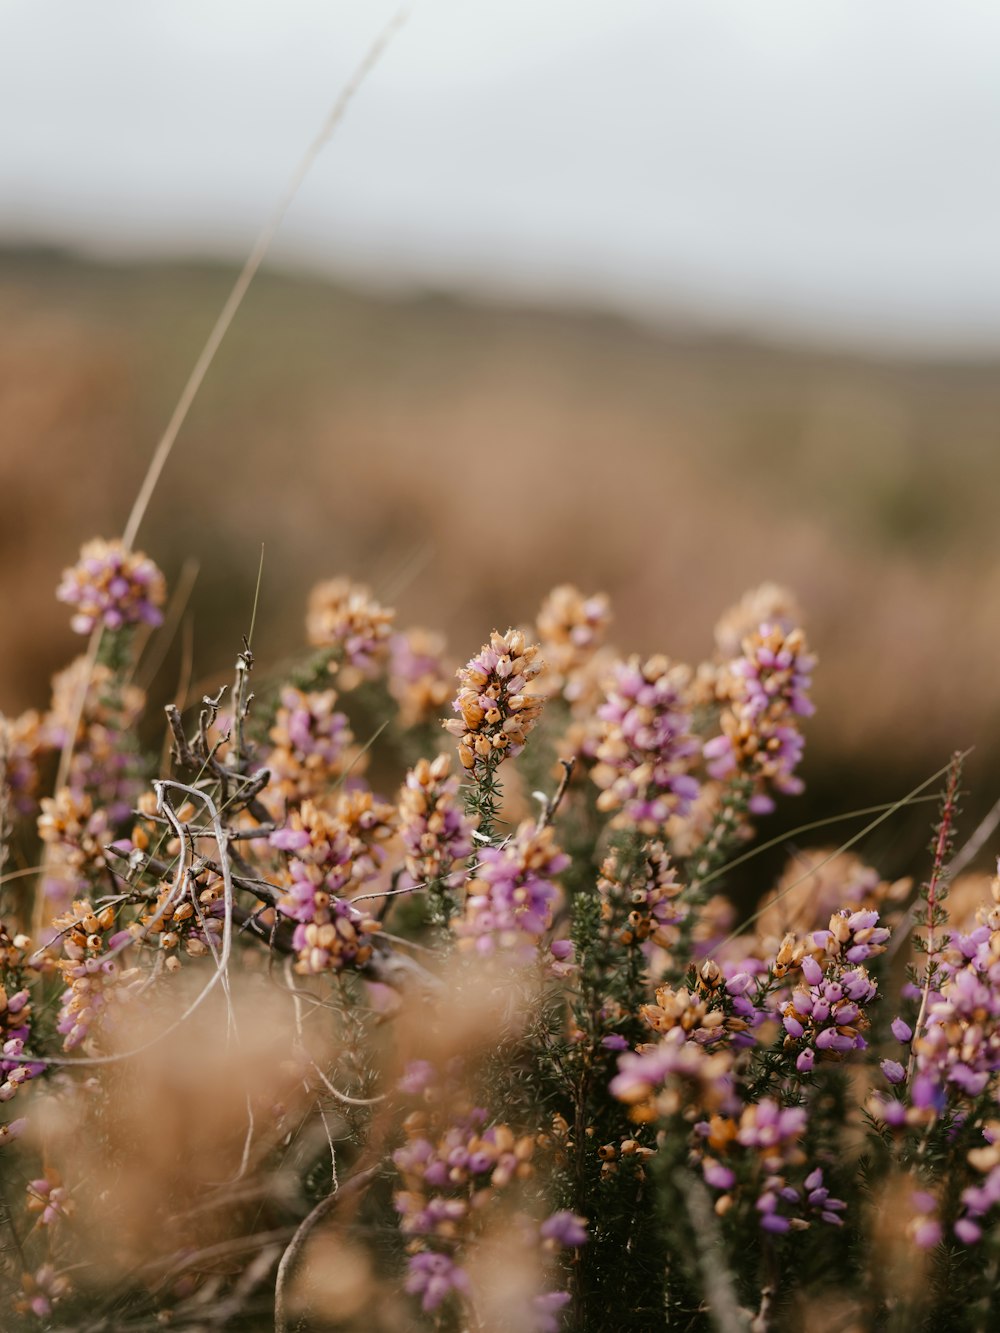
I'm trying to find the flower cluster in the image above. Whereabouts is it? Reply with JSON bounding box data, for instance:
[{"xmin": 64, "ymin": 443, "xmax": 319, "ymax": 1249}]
[
  {"xmin": 712, "ymin": 582, "xmax": 802, "ymax": 661},
  {"xmin": 37, "ymin": 787, "xmax": 114, "ymax": 910},
  {"xmin": 389, "ymin": 628, "xmax": 453, "ymax": 729},
  {"xmin": 269, "ymin": 794, "xmax": 392, "ymax": 973},
  {"xmin": 264, "ymin": 686, "xmax": 354, "ymax": 810},
  {"xmin": 780, "ymin": 951, "xmax": 879, "ymax": 1074},
  {"xmin": 443, "ymin": 630, "xmax": 545, "ymax": 776},
  {"xmin": 15, "ymin": 546, "xmax": 1000, "ymax": 1330},
  {"xmin": 403, "ymin": 1250, "xmax": 470, "ymax": 1313},
  {"xmin": 13, "ymin": 1267, "xmax": 71, "ymax": 1321},
  {"xmin": 454, "ymin": 821, "xmax": 567, "ymax": 958},
  {"xmin": 0, "ymin": 925, "xmax": 43, "ymax": 1109},
  {"xmin": 398, "ymin": 755, "xmax": 474, "ymax": 889},
  {"xmin": 704, "ymin": 621, "xmax": 815, "ymax": 815},
  {"xmin": 598, "ymin": 840, "xmax": 687, "ymax": 951},
  {"xmin": 136, "ymin": 878, "xmax": 224, "ymax": 971},
  {"xmin": 52, "ymin": 899, "xmax": 135, "ymax": 1051},
  {"xmin": 592, "ymin": 656, "xmax": 700, "ymax": 830},
  {"xmin": 394, "ymin": 1101, "xmax": 534, "ymax": 1313},
  {"xmin": 953, "ymin": 1126, "xmax": 1000, "ymax": 1243},
  {"xmin": 26, "ymin": 1171, "xmax": 74, "ymax": 1229},
  {"xmin": 56, "ymin": 538, "xmax": 165, "ymax": 636},
  {"xmin": 700, "ymin": 1101, "xmax": 846, "ymax": 1235},
  {"xmin": 306, "ymin": 576, "xmax": 394, "ymax": 676},
  {"xmin": 45, "ymin": 657, "xmax": 146, "ymax": 822},
  {"xmin": 534, "ymin": 584, "xmax": 611, "ymax": 696},
  {"xmin": 909, "ymin": 918, "xmax": 1000, "ymax": 1104},
  {"xmin": 774, "ymin": 906, "xmax": 891, "ymax": 979},
  {"xmin": 0, "ymin": 709, "xmax": 47, "ymax": 817},
  {"xmin": 611, "ymin": 1027, "xmax": 735, "ymax": 1123},
  {"xmin": 641, "ymin": 967, "xmax": 762, "ymax": 1053},
  {"xmin": 753, "ymin": 848, "xmax": 911, "ymax": 957}
]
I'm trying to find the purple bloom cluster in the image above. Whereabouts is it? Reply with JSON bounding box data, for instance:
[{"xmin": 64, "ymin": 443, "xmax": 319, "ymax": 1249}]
[
  {"xmin": 26, "ymin": 1173, "xmax": 73, "ymax": 1228},
  {"xmin": 43, "ymin": 658, "xmax": 147, "ymax": 826},
  {"xmin": 0, "ymin": 987, "xmax": 44, "ymax": 1088},
  {"xmin": 610, "ymin": 1026, "xmax": 735, "ymax": 1119},
  {"xmin": 704, "ymin": 621, "xmax": 815, "ymax": 815},
  {"xmin": 393, "ymin": 1104, "xmax": 535, "ymax": 1313},
  {"xmin": 52, "ymin": 900, "xmax": 129, "ymax": 1051},
  {"xmin": 270, "ymin": 797, "xmax": 388, "ymax": 973},
  {"xmin": 265, "ymin": 686, "xmax": 353, "ymax": 809},
  {"xmin": 954, "ymin": 1126, "xmax": 1000, "ymax": 1244},
  {"xmin": 0, "ymin": 710, "xmax": 47, "ymax": 817},
  {"xmin": 14, "ymin": 1265, "xmax": 70, "ymax": 1320},
  {"xmin": 535, "ymin": 583, "xmax": 612, "ymax": 694},
  {"xmin": 388, "ymin": 628, "xmax": 452, "ymax": 728},
  {"xmin": 736, "ymin": 1098, "xmax": 807, "ymax": 1157},
  {"xmin": 532, "ymin": 1290, "xmax": 572, "ymax": 1333},
  {"xmin": 398, "ymin": 755, "xmax": 474, "ymax": 889},
  {"xmin": 56, "ymin": 538, "xmax": 165, "ymax": 636},
  {"xmin": 540, "ymin": 1210, "xmax": 589, "ymax": 1248},
  {"xmin": 698, "ymin": 1101, "xmax": 845, "ymax": 1234},
  {"xmin": 443, "ymin": 629, "xmax": 545, "ymax": 776},
  {"xmin": 37, "ymin": 788, "xmax": 116, "ymax": 911},
  {"xmin": 393, "ymin": 1111, "xmax": 534, "ymax": 1228},
  {"xmin": 956, "ymin": 1173, "xmax": 1000, "ymax": 1244},
  {"xmin": 598, "ymin": 840, "xmax": 687, "ymax": 950},
  {"xmin": 877, "ymin": 911, "xmax": 1000, "ymax": 1128},
  {"xmin": 592, "ymin": 655, "xmax": 700, "ymax": 830},
  {"xmin": 914, "ymin": 924, "xmax": 1000, "ymax": 1102},
  {"xmin": 306, "ymin": 575, "xmax": 394, "ymax": 676},
  {"xmin": 909, "ymin": 1191, "xmax": 943, "ymax": 1249},
  {"xmin": 403, "ymin": 1250, "xmax": 470, "ymax": 1312},
  {"xmin": 753, "ymin": 1166, "xmax": 846, "ymax": 1234},
  {"xmin": 454, "ymin": 821, "xmax": 567, "ymax": 958},
  {"xmin": 639, "ymin": 971, "xmax": 764, "ymax": 1054},
  {"xmin": 781, "ymin": 955, "xmax": 877, "ymax": 1074}
]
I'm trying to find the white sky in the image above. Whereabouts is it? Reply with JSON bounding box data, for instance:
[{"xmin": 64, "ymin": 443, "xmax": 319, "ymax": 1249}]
[{"xmin": 2, "ymin": 0, "xmax": 1000, "ymax": 351}]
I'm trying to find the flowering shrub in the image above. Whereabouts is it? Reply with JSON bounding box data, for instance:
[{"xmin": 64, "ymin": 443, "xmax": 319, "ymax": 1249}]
[{"xmin": 0, "ymin": 545, "xmax": 997, "ymax": 1332}]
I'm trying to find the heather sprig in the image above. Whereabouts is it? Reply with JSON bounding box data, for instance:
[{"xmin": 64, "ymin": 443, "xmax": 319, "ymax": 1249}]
[
  {"xmin": 591, "ymin": 654, "xmax": 700, "ymax": 831},
  {"xmin": 703, "ymin": 620, "xmax": 815, "ymax": 816},
  {"xmin": 443, "ymin": 629, "xmax": 545, "ymax": 841},
  {"xmin": 56, "ymin": 538, "xmax": 165, "ymax": 637}
]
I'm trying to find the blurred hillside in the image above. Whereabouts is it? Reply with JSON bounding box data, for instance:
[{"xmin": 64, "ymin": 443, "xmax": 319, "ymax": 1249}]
[{"xmin": 2, "ymin": 247, "xmax": 998, "ymax": 861}]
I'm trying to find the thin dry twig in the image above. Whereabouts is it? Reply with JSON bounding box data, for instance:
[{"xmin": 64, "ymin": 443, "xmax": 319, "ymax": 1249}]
[{"xmin": 273, "ymin": 1163, "xmax": 382, "ymax": 1333}]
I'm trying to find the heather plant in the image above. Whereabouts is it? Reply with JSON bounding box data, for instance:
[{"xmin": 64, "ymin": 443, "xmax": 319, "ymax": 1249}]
[
  {"xmin": 3, "ymin": 540, "xmax": 1000, "ymax": 1333},
  {"xmin": 3, "ymin": 19, "xmax": 998, "ymax": 1332}
]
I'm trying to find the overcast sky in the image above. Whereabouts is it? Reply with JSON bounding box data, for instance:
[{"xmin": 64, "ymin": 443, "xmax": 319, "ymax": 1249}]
[{"xmin": 3, "ymin": 0, "xmax": 1000, "ymax": 352}]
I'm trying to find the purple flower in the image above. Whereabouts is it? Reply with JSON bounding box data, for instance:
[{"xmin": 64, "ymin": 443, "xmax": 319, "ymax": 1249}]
[
  {"xmin": 704, "ymin": 621, "xmax": 814, "ymax": 812},
  {"xmin": 880, "ymin": 1059, "xmax": 906, "ymax": 1085},
  {"xmin": 703, "ymin": 1162, "xmax": 736, "ymax": 1190},
  {"xmin": 398, "ymin": 755, "xmax": 474, "ymax": 889},
  {"xmin": 912, "ymin": 1217, "xmax": 942, "ymax": 1250},
  {"xmin": 592, "ymin": 655, "xmax": 700, "ymax": 829},
  {"xmin": 306, "ymin": 576, "xmax": 394, "ymax": 675},
  {"xmin": 541, "ymin": 1211, "xmax": 589, "ymax": 1248},
  {"xmin": 442, "ymin": 629, "xmax": 545, "ymax": 775},
  {"xmin": 454, "ymin": 821, "xmax": 566, "ymax": 959},
  {"xmin": 57, "ymin": 538, "xmax": 165, "ymax": 635},
  {"xmin": 955, "ymin": 1217, "xmax": 983, "ymax": 1245},
  {"xmin": 404, "ymin": 1251, "xmax": 470, "ymax": 1312},
  {"xmin": 398, "ymin": 1060, "xmax": 436, "ymax": 1096},
  {"xmin": 532, "ymin": 1291, "xmax": 571, "ymax": 1333}
]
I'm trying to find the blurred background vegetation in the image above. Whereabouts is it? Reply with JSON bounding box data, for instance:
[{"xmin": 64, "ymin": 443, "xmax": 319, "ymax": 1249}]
[{"xmin": 2, "ymin": 244, "xmax": 998, "ymax": 890}]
